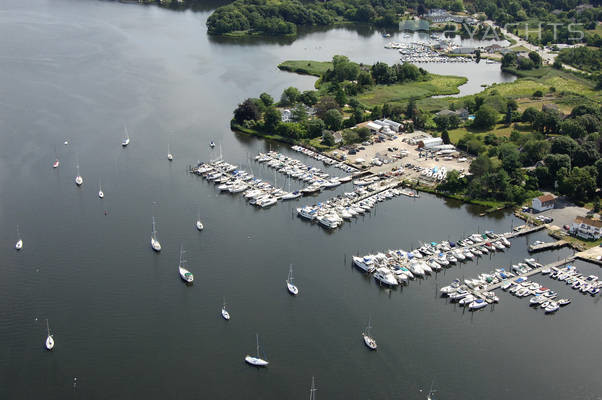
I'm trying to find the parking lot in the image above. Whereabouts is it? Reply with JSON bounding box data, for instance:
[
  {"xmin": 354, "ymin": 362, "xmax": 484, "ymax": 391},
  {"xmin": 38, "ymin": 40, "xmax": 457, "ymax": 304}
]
[
  {"xmin": 524, "ymin": 196, "xmax": 593, "ymax": 228},
  {"xmin": 328, "ymin": 132, "xmax": 472, "ymax": 181}
]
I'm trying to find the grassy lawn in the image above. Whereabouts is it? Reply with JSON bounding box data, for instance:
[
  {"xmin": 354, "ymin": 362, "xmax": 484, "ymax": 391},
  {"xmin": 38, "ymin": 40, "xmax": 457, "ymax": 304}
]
[
  {"xmin": 509, "ymin": 45, "xmax": 530, "ymax": 52},
  {"xmin": 278, "ymin": 60, "xmax": 334, "ymax": 77},
  {"xmin": 447, "ymin": 122, "xmax": 531, "ymax": 144},
  {"xmin": 357, "ymin": 75, "xmax": 467, "ymax": 107}
]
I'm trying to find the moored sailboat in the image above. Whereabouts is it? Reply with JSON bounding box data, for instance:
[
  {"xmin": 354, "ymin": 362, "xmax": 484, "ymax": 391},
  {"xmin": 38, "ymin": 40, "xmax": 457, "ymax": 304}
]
[
  {"xmin": 178, "ymin": 245, "xmax": 194, "ymax": 283},
  {"xmin": 151, "ymin": 216, "xmax": 161, "ymax": 252},
  {"xmin": 286, "ymin": 264, "xmax": 299, "ymax": 295},
  {"xmin": 245, "ymin": 334, "xmax": 269, "ymax": 367},
  {"xmin": 45, "ymin": 319, "xmax": 54, "ymax": 350},
  {"xmin": 362, "ymin": 317, "xmax": 377, "ymax": 350}
]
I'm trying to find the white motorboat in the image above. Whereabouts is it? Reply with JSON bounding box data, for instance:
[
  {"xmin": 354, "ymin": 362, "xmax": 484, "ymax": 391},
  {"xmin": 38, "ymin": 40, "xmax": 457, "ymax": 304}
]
[
  {"xmin": 45, "ymin": 319, "xmax": 54, "ymax": 350},
  {"xmin": 374, "ymin": 268, "xmax": 398, "ymax": 286},
  {"xmin": 245, "ymin": 334, "xmax": 269, "ymax": 367},
  {"xmin": 317, "ymin": 213, "xmax": 341, "ymax": 229},
  {"xmin": 362, "ymin": 318, "xmax": 377, "ymax": 350},
  {"xmin": 221, "ymin": 298, "xmax": 230, "ymax": 320},
  {"xmin": 151, "ymin": 216, "xmax": 161, "ymax": 252},
  {"xmin": 459, "ymin": 294, "xmax": 475, "ymax": 306},
  {"xmin": 259, "ymin": 197, "xmax": 277, "ymax": 208},
  {"xmin": 286, "ymin": 264, "xmax": 299, "ymax": 295},
  {"xmin": 408, "ymin": 261, "xmax": 425, "ymax": 277},
  {"xmin": 469, "ymin": 299, "xmax": 487, "ymax": 310},
  {"xmin": 122, "ymin": 126, "xmax": 130, "ymax": 147},
  {"xmin": 167, "ymin": 144, "xmax": 174, "ymax": 161},
  {"xmin": 178, "ymin": 245, "xmax": 194, "ymax": 283},
  {"xmin": 558, "ymin": 298, "xmax": 571, "ymax": 306},
  {"xmin": 53, "ymin": 159, "xmax": 60, "ymax": 168},
  {"xmin": 353, "ymin": 256, "xmax": 376, "ymax": 273},
  {"xmin": 545, "ymin": 301, "xmax": 559, "ymax": 313},
  {"xmin": 440, "ymin": 279, "xmax": 461, "ymax": 294},
  {"xmin": 297, "ymin": 207, "xmax": 317, "ymax": 220},
  {"xmin": 281, "ymin": 191, "xmax": 301, "ymax": 200}
]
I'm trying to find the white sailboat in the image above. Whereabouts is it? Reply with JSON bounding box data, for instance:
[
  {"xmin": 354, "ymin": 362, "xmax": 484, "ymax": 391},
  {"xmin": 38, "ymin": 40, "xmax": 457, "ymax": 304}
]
[
  {"xmin": 426, "ymin": 381, "xmax": 437, "ymax": 400},
  {"xmin": 178, "ymin": 245, "xmax": 194, "ymax": 283},
  {"xmin": 150, "ymin": 216, "xmax": 161, "ymax": 252},
  {"xmin": 15, "ymin": 225, "xmax": 23, "ymax": 250},
  {"xmin": 167, "ymin": 144, "xmax": 174, "ymax": 161},
  {"xmin": 309, "ymin": 376, "xmax": 317, "ymax": 400},
  {"xmin": 196, "ymin": 210, "xmax": 204, "ymax": 231},
  {"xmin": 122, "ymin": 126, "xmax": 130, "ymax": 147},
  {"xmin": 362, "ymin": 317, "xmax": 377, "ymax": 350},
  {"xmin": 75, "ymin": 159, "xmax": 83, "ymax": 186},
  {"xmin": 45, "ymin": 319, "xmax": 54, "ymax": 350},
  {"xmin": 221, "ymin": 298, "xmax": 230, "ymax": 320},
  {"xmin": 245, "ymin": 334, "xmax": 269, "ymax": 367},
  {"xmin": 210, "ymin": 141, "xmax": 216, "ymax": 148},
  {"xmin": 286, "ymin": 264, "xmax": 299, "ymax": 295},
  {"xmin": 52, "ymin": 146, "xmax": 59, "ymax": 168},
  {"xmin": 98, "ymin": 179, "xmax": 104, "ymax": 198}
]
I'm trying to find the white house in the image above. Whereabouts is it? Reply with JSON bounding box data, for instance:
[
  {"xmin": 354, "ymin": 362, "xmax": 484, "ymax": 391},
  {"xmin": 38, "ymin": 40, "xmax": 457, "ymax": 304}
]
[
  {"xmin": 281, "ymin": 109, "xmax": 292, "ymax": 122},
  {"xmin": 531, "ymin": 194, "xmax": 555, "ymax": 212},
  {"xmin": 570, "ymin": 216, "xmax": 602, "ymax": 240}
]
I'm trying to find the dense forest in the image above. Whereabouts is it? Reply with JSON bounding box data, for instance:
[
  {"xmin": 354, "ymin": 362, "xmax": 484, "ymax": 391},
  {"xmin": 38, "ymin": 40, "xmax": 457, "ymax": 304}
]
[{"xmin": 204, "ymin": 0, "xmax": 601, "ymax": 40}]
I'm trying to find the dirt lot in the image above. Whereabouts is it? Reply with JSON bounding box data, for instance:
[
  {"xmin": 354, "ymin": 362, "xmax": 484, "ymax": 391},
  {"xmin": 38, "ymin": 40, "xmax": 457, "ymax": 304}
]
[{"xmin": 328, "ymin": 132, "xmax": 473, "ymax": 182}]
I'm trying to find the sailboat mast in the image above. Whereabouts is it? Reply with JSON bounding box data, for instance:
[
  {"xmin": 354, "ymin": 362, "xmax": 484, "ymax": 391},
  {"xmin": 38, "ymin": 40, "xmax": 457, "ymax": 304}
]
[
  {"xmin": 256, "ymin": 333, "xmax": 260, "ymax": 357},
  {"xmin": 309, "ymin": 376, "xmax": 317, "ymax": 400},
  {"xmin": 46, "ymin": 319, "xmax": 50, "ymax": 335}
]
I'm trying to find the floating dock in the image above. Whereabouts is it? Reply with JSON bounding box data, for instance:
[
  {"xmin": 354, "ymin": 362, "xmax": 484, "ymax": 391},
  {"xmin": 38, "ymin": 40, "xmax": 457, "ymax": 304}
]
[{"xmin": 529, "ymin": 240, "xmax": 568, "ymax": 253}]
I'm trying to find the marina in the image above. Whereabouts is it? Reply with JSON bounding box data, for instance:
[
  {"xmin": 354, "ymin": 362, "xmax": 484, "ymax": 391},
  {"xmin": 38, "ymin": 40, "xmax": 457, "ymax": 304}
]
[{"xmin": 2, "ymin": 1, "xmax": 601, "ymax": 399}]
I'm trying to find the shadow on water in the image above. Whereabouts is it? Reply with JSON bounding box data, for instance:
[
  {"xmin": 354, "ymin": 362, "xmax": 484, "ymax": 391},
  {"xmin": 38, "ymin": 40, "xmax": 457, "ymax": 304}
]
[{"xmin": 208, "ymin": 23, "xmax": 379, "ymax": 47}]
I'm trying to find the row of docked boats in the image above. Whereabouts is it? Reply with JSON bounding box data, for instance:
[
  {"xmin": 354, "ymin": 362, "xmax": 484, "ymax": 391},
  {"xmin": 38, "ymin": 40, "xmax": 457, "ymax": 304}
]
[
  {"xmin": 193, "ymin": 159, "xmax": 302, "ymax": 207},
  {"xmin": 290, "ymin": 145, "xmax": 357, "ymax": 173},
  {"xmin": 544, "ymin": 265, "xmax": 601, "ymax": 296},
  {"xmin": 297, "ymin": 186, "xmax": 403, "ymax": 229},
  {"xmin": 353, "ymin": 231, "xmax": 512, "ymax": 290},
  {"xmin": 255, "ymin": 151, "xmax": 351, "ymax": 187},
  {"xmin": 504, "ymin": 278, "xmax": 566, "ymax": 313}
]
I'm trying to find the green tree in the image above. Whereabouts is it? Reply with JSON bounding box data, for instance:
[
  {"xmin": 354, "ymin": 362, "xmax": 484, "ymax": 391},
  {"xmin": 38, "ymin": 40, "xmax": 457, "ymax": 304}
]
[
  {"xmin": 442, "ymin": 130, "xmax": 451, "ymax": 145},
  {"xmin": 528, "ymin": 51, "xmax": 542, "ymax": 67},
  {"xmin": 544, "ymin": 153, "xmax": 571, "ymax": 181},
  {"xmin": 300, "ymin": 90, "xmax": 318, "ymax": 106},
  {"xmin": 560, "ymin": 119, "xmax": 587, "ymax": 139},
  {"xmin": 280, "ymin": 86, "xmax": 300, "ymax": 106},
  {"xmin": 306, "ymin": 118, "xmax": 325, "ymax": 139},
  {"xmin": 573, "ymin": 143, "xmax": 599, "ymax": 167},
  {"xmin": 323, "ymin": 109, "xmax": 343, "ymax": 131},
  {"xmin": 520, "ymin": 139, "xmax": 550, "ymax": 166},
  {"xmin": 322, "ymin": 131, "xmax": 336, "ymax": 146},
  {"xmin": 473, "ymin": 105, "xmax": 498, "ymax": 130},
  {"xmin": 233, "ymin": 98, "xmax": 260, "ymax": 124},
  {"xmin": 521, "ymin": 107, "xmax": 538, "ymax": 123},
  {"xmin": 357, "ymin": 127, "xmax": 371, "ymax": 141},
  {"xmin": 469, "ymin": 154, "xmax": 492, "ymax": 177},
  {"xmin": 558, "ymin": 167, "xmax": 597, "ymax": 201},
  {"xmin": 263, "ymin": 107, "xmax": 281, "ymax": 131},
  {"xmin": 260, "ymin": 92, "xmax": 274, "ymax": 107},
  {"xmin": 550, "ymin": 136, "xmax": 579, "ymax": 156},
  {"xmin": 315, "ymin": 96, "xmax": 340, "ymax": 119}
]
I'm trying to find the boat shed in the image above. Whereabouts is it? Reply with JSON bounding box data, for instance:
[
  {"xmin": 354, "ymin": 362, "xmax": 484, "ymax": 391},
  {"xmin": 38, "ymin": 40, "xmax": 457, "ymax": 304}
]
[
  {"xmin": 417, "ymin": 137, "xmax": 443, "ymax": 149},
  {"xmin": 531, "ymin": 194, "xmax": 555, "ymax": 212}
]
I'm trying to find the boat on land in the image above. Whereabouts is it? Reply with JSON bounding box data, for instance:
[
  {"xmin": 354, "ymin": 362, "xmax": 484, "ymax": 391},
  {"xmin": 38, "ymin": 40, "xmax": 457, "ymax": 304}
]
[
  {"xmin": 178, "ymin": 245, "xmax": 194, "ymax": 283},
  {"xmin": 245, "ymin": 334, "xmax": 269, "ymax": 367},
  {"xmin": 362, "ymin": 318, "xmax": 377, "ymax": 350},
  {"xmin": 286, "ymin": 264, "xmax": 299, "ymax": 295}
]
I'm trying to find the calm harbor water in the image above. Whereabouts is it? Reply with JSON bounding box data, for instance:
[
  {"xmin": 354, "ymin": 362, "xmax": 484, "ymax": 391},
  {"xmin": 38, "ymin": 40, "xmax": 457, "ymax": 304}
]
[{"xmin": 0, "ymin": 1, "xmax": 599, "ymax": 399}]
